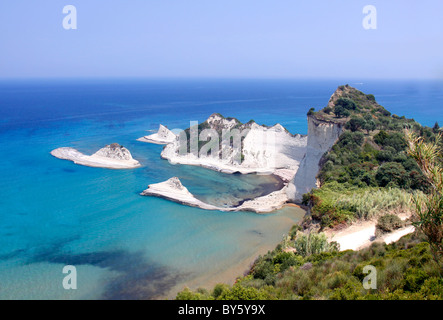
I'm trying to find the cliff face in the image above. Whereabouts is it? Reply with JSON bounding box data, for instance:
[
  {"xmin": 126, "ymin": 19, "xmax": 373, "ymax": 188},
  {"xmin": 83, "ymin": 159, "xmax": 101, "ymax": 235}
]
[
  {"xmin": 286, "ymin": 115, "xmax": 343, "ymax": 202},
  {"xmin": 161, "ymin": 113, "xmax": 307, "ymax": 174}
]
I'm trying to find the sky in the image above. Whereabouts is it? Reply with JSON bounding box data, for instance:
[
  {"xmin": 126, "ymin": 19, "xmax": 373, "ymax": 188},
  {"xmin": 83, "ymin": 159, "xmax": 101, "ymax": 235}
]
[{"xmin": 1, "ymin": 0, "xmax": 443, "ymax": 79}]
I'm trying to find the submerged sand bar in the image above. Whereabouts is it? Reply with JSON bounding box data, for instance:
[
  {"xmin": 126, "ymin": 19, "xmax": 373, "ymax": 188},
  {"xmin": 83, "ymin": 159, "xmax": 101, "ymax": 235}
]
[{"xmin": 51, "ymin": 144, "xmax": 141, "ymax": 169}]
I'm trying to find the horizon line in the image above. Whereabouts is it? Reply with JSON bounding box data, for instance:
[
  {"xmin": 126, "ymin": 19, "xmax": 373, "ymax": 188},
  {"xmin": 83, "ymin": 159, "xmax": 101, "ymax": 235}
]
[{"xmin": 1, "ymin": 76, "xmax": 443, "ymax": 82}]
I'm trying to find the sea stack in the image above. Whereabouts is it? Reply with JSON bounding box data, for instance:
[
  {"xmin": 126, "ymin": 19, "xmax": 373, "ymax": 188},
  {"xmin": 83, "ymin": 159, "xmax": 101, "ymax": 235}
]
[
  {"xmin": 137, "ymin": 124, "xmax": 177, "ymax": 145},
  {"xmin": 51, "ymin": 143, "xmax": 141, "ymax": 169}
]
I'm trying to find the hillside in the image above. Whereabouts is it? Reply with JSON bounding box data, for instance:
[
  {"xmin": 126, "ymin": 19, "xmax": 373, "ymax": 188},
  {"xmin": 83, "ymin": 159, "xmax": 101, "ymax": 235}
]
[
  {"xmin": 175, "ymin": 85, "xmax": 443, "ymax": 300},
  {"xmin": 302, "ymin": 85, "xmax": 439, "ymax": 229}
]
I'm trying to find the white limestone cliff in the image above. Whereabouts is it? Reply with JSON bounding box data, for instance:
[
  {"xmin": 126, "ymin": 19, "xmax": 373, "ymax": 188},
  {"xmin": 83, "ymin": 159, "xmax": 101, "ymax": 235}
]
[
  {"xmin": 160, "ymin": 113, "xmax": 307, "ymax": 175},
  {"xmin": 286, "ymin": 116, "xmax": 343, "ymax": 202}
]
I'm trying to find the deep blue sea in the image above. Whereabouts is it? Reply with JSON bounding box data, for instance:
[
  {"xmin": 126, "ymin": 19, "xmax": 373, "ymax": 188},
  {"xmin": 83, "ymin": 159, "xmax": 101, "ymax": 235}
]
[{"xmin": 0, "ymin": 79, "xmax": 441, "ymax": 299}]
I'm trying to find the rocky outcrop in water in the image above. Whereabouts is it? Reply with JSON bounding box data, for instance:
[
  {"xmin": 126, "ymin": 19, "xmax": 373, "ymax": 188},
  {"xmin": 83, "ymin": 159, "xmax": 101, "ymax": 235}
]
[
  {"xmin": 51, "ymin": 143, "xmax": 141, "ymax": 169},
  {"xmin": 141, "ymin": 176, "xmax": 291, "ymax": 213},
  {"xmin": 137, "ymin": 124, "xmax": 177, "ymax": 145}
]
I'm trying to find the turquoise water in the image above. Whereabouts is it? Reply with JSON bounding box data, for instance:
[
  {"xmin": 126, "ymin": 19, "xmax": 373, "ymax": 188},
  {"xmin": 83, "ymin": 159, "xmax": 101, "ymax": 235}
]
[{"xmin": 0, "ymin": 79, "xmax": 441, "ymax": 299}]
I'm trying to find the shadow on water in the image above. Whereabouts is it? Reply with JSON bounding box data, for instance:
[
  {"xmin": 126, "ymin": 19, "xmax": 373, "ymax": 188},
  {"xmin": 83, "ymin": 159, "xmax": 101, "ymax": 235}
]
[{"xmin": 25, "ymin": 240, "xmax": 188, "ymax": 300}]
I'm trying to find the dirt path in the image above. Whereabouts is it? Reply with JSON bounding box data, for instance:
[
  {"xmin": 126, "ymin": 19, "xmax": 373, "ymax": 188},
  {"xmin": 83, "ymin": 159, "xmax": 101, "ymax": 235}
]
[{"xmin": 325, "ymin": 213, "xmax": 415, "ymax": 251}]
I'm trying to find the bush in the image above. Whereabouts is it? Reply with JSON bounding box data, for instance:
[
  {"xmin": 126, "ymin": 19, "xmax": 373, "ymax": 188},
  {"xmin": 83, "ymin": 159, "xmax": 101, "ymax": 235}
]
[
  {"xmin": 404, "ymin": 268, "xmax": 429, "ymax": 292},
  {"xmin": 345, "ymin": 116, "xmax": 366, "ymax": 132},
  {"xmin": 375, "ymin": 214, "xmax": 404, "ymax": 237},
  {"xmin": 294, "ymin": 232, "xmax": 340, "ymax": 256},
  {"xmin": 176, "ymin": 287, "xmax": 212, "ymax": 300},
  {"xmin": 323, "ymin": 106, "xmax": 332, "ymax": 114},
  {"xmin": 375, "ymin": 162, "xmax": 407, "ymax": 188},
  {"xmin": 334, "ymin": 105, "xmax": 350, "ymax": 118},
  {"xmin": 212, "ymin": 283, "xmax": 230, "ymax": 299},
  {"xmin": 217, "ymin": 283, "xmax": 271, "ymax": 300},
  {"xmin": 336, "ymin": 97, "xmax": 357, "ymax": 110}
]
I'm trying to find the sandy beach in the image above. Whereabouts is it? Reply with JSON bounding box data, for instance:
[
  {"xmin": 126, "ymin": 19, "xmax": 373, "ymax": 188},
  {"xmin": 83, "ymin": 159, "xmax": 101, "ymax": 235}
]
[{"xmin": 325, "ymin": 213, "xmax": 415, "ymax": 251}]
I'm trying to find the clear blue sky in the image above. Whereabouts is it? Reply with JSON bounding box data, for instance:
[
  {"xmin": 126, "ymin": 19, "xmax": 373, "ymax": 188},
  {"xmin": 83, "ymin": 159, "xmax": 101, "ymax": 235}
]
[{"xmin": 1, "ymin": 0, "xmax": 443, "ymax": 79}]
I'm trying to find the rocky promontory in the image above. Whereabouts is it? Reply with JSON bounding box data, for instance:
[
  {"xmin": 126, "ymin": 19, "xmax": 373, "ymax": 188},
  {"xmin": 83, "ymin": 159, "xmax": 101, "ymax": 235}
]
[
  {"xmin": 51, "ymin": 143, "xmax": 141, "ymax": 169},
  {"xmin": 160, "ymin": 113, "xmax": 307, "ymax": 176},
  {"xmin": 141, "ymin": 177, "xmax": 291, "ymax": 213}
]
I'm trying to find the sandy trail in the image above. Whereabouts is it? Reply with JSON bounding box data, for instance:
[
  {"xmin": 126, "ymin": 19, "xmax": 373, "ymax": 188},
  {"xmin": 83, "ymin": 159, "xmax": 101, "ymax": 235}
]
[{"xmin": 325, "ymin": 213, "xmax": 415, "ymax": 251}]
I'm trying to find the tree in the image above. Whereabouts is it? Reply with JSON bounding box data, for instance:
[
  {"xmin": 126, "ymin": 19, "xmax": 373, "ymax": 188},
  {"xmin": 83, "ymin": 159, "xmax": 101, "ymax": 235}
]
[
  {"xmin": 346, "ymin": 116, "xmax": 366, "ymax": 132},
  {"xmin": 375, "ymin": 162, "xmax": 407, "ymax": 188},
  {"xmin": 334, "ymin": 105, "xmax": 350, "ymax": 118},
  {"xmin": 433, "ymin": 122, "xmax": 440, "ymax": 134},
  {"xmin": 374, "ymin": 130, "xmax": 389, "ymax": 145},
  {"xmin": 336, "ymin": 97, "xmax": 357, "ymax": 110},
  {"xmin": 406, "ymin": 130, "xmax": 443, "ymax": 271},
  {"xmin": 363, "ymin": 120, "xmax": 376, "ymax": 134},
  {"xmin": 323, "ymin": 106, "xmax": 332, "ymax": 114}
]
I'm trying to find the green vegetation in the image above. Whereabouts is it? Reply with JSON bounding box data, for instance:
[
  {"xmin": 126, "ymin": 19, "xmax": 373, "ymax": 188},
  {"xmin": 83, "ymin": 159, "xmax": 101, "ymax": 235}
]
[
  {"xmin": 293, "ymin": 232, "xmax": 340, "ymax": 257},
  {"xmin": 318, "ymin": 127, "xmax": 431, "ymax": 191},
  {"xmin": 176, "ymin": 232, "xmax": 442, "ymax": 300},
  {"xmin": 302, "ymin": 182, "xmax": 413, "ymax": 229},
  {"xmin": 316, "ymin": 86, "xmax": 435, "ymax": 195},
  {"xmin": 375, "ymin": 214, "xmax": 405, "ymax": 238},
  {"xmin": 175, "ymin": 85, "xmax": 443, "ymax": 300},
  {"xmin": 407, "ymin": 131, "xmax": 443, "ymax": 270}
]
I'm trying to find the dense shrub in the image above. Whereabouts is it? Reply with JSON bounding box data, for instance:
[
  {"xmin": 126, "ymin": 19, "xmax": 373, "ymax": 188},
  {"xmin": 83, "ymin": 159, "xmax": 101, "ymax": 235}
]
[
  {"xmin": 307, "ymin": 107, "xmax": 316, "ymax": 116},
  {"xmin": 336, "ymin": 97, "xmax": 357, "ymax": 110},
  {"xmin": 334, "ymin": 105, "xmax": 350, "ymax": 118},
  {"xmin": 294, "ymin": 232, "xmax": 340, "ymax": 256},
  {"xmin": 345, "ymin": 116, "xmax": 366, "ymax": 132},
  {"xmin": 375, "ymin": 214, "xmax": 405, "ymax": 237},
  {"xmin": 375, "ymin": 162, "xmax": 407, "ymax": 188}
]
